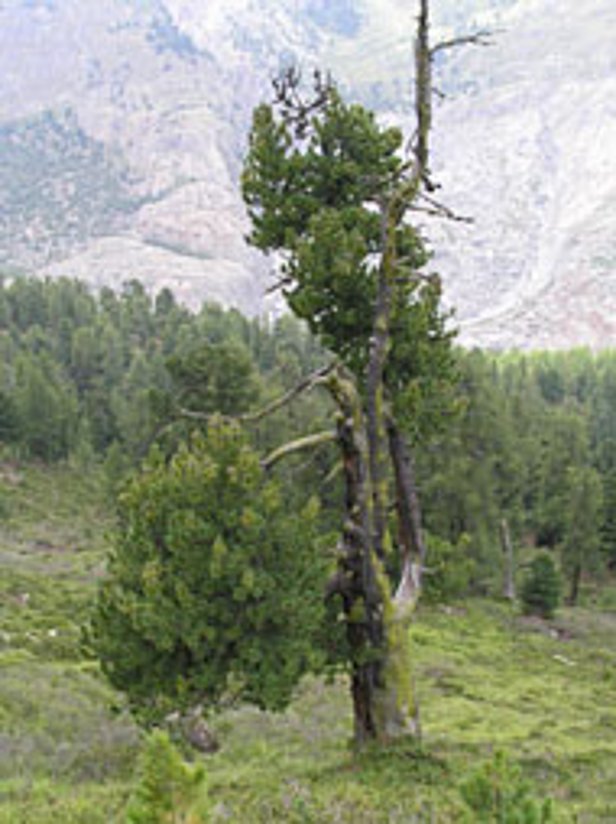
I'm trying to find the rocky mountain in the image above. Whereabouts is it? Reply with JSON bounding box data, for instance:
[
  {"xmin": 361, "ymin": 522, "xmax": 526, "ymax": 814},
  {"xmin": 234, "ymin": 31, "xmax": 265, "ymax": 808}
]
[
  {"xmin": 1, "ymin": 0, "xmax": 615, "ymax": 348},
  {"xmin": 428, "ymin": 0, "xmax": 616, "ymax": 349}
]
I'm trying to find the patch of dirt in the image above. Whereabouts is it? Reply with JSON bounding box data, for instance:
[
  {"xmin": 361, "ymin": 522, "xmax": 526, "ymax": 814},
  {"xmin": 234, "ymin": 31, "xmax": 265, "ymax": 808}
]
[
  {"xmin": 0, "ymin": 466, "xmax": 22, "ymax": 486},
  {"xmin": 30, "ymin": 540, "xmax": 70, "ymax": 554},
  {"xmin": 517, "ymin": 614, "xmax": 574, "ymax": 641}
]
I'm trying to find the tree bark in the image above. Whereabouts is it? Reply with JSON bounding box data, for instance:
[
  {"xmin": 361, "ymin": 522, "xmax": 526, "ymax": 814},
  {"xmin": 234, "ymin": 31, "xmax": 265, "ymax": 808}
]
[
  {"xmin": 328, "ymin": 369, "xmax": 418, "ymax": 744},
  {"xmin": 414, "ymin": 0, "xmax": 432, "ymax": 187},
  {"xmin": 365, "ymin": 207, "xmax": 396, "ymax": 562},
  {"xmin": 500, "ymin": 518, "xmax": 516, "ymax": 601},
  {"xmin": 567, "ymin": 562, "xmax": 582, "ymax": 607},
  {"xmin": 387, "ymin": 419, "xmax": 426, "ymax": 609},
  {"xmin": 328, "ymin": 370, "xmax": 385, "ymax": 743},
  {"xmin": 261, "ymin": 429, "xmax": 336, "ymax": 470}
]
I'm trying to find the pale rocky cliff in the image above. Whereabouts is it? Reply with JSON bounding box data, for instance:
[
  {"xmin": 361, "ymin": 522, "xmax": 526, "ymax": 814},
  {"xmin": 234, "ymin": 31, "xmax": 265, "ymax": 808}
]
[{"xmin": 1, "ymin": 0, "xmax": 615, "ymax": 348}]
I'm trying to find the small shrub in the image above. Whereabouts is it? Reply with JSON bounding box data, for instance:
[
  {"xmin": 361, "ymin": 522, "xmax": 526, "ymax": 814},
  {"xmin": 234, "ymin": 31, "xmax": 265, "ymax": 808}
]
[
  {"xmin": 422, "ymin": 533, "xmax": 475, "ymax": 603},
  {"xmin": 460, "ymin": 750, "xmax": 553, "ymax": 823},
  {"xmin": 521, "ymin": 552, "xmax": 561, "ymax": 619},
  {"xmin": 124, "ymin": 730, "xmax": 207, "ymax": 823}
]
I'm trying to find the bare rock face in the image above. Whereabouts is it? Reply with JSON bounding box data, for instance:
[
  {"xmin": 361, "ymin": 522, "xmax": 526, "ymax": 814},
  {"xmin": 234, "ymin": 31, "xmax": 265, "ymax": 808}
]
[
  {"xmin": 1, "ymin": 0, "xmax": 615, "ymax": 348},
  {"xmin": 0, "ymin": 0, "xmax": 275, "ymax": 314},
  {"xmin": 427, "ymin": 0, "xmax": 616, "ymax": 349}
]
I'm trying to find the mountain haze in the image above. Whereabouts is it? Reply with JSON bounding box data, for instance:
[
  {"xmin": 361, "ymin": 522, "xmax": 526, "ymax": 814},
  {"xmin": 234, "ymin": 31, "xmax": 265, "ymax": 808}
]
[{"xmin": 1, "ymin": 0, "xmax": 615, "ymax": 347}]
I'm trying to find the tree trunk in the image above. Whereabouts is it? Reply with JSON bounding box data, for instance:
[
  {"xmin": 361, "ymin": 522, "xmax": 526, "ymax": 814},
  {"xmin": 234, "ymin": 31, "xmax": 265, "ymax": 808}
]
[
  {"xmin": 330, "ymin": 370, "xmax": 384, "ymax": 742},
  {"xmin": 567, "ymin": 562, "xmax": 582, "ymax": 607},
  {"xmin": 414, "ymin": 0, "xmax": 433, "ymax": 187},
  {"xmin": 365, "ymin": 202, "xmax": 396, "ymax": 563},
  {"xmin": 388, "ymin": 419, "xmax": 426, "ymax": 607},
  {"xmin": 329, "ymin": 370, "xmax": 418, "ymax": 744},
  {"xmin": 500, "ymin": 518, "xmax": 516, "ymax": 601},
  {"xmin": 334, "ymin": 0, "xmax": 452, "ymax": 743}
]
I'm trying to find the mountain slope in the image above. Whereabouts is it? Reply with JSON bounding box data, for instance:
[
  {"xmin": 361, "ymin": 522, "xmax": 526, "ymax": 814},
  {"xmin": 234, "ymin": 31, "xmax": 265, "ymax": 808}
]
[
  {"xmin": 429, "ymin": 0, "xmax": 616, "ymax": 348},
  {"xmin": 1, "ymin": 0, "xmax": 615, "ymax": 346},
  {"xmin": 0, "ymin": 0, "xmax": 272, "ymax": 311}
]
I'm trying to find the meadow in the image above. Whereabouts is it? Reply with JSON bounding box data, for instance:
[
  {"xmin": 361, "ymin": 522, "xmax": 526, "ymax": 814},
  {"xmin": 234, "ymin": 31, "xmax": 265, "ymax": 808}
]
[{"xmin": 1, "ymin": 461, "xmax": 615, "ymax": 822}]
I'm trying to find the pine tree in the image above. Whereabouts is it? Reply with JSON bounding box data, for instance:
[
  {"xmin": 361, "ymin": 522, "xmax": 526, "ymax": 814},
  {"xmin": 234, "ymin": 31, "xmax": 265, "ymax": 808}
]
[
  {"xmin": 241, "ymin": 2, "xmax": 461, "ymax": 740},
  {"xmin": 124, "ymin": 730, "xmax": 206, "ymax": 824},
  {"xmin": 89, "ymin": 420, "xmax": 329, "ymax": 725}
]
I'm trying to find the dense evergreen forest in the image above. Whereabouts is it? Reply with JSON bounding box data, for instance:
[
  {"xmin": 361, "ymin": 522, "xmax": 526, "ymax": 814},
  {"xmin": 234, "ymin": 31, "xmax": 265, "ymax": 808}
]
[{"xmin": 1, "ymin": 274, "xmax": 615, "ymax": 606}]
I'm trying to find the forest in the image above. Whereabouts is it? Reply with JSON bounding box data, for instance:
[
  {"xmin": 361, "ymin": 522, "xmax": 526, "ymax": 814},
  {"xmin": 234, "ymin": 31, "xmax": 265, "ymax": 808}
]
[
  {"xmin": 1, "ymin": 274, "xmax": 615, "ymax": 602},
  {"xmin": 1, "ymin": 273, "xmax": 615, "ymax": 820}
]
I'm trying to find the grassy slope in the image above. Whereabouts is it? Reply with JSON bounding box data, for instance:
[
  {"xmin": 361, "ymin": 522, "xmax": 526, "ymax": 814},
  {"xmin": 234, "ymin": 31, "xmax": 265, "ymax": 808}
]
[
  {"xmin": 1, "ymin": 460, "xmax": 615, "ymax": 821},
  {"xmin": 0, "ymin": 460, "xmax": 138, "ymax": 823},
  {"xmin": 201, "ymin": 602, "xmax": 616, "ymax": 822}
]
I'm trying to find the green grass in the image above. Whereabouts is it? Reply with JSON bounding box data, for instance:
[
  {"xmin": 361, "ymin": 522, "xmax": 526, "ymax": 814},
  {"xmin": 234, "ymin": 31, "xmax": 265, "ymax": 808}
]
[
  {"xmin": 0, "ymin": 460, "xmax": 112, "ymax": 659},
  {"xmin": 414, "ymin": 602, "xmax": 616, "ymax": 819},
  {"xmin": 0, "ymin": 460, "xmax": 139, "ymax": 822},
  {"xmin": 1, "ymin": 458, "xmax": 615, "ymax": 821},
  {"xmin": 193, "ymin": 599, "xmax": 615, "ymax": 822}
]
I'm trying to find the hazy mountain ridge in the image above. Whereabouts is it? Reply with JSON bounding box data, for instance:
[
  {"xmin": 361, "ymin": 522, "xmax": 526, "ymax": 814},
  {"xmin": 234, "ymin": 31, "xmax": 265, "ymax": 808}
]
[{"xmin": 1, "ymin": 0, "xmax": 615, "ymax": 346}]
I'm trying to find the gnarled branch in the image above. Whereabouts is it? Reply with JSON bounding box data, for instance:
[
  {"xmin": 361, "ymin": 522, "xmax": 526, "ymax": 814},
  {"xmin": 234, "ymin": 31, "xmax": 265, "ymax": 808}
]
[
  {"xmin": 272, "ymin": 66, "xmax": 335, "ymax": 138},
  {"xmin": 410, "ymin": 192, "xmax": 474, "ymax": 224},
  {"xmin": 261, "ymin": 429, "xmax": 337, "ymax": 471},
  {"xmin": 177, "ymin": 363, "xmax": 334, "ymax": 426},
  {"xmin": 240, "ymin": 364, "xmax": 334, "ymax": 423}
]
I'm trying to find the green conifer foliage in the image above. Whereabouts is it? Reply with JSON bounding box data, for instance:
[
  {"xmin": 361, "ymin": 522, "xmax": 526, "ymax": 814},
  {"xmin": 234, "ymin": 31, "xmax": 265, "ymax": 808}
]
[
  {"xmin": 165, "ymin": 341, "xmax": 258, "ymax": 418},
  {"xmin": 241, "ymin": 84, "xmax": 455, "ymax": 425},
  {"xmin": 88, "ymin": 419, "xmax": 329, "ymax": 725},
  {"xmin": 13, "ymin": 353, "xmax": 78, "ymax": 460},
  {"xmin": 600, "ymin": 467, "xmax": 616, "ymax": 570},
  {"xmin": 561, "ymin": 465, "xmax": 603, "ymax": 605},
  {"xmin": 460, "ymin": 750, "xmax": 553, "ymax": 823},
  {"xmin": 125, "ymin": 730, "xmax": 206, "ymax": 823},
  {"xmin": 521, "ymin": 553, "xmax": 561, "ymax": 619}
]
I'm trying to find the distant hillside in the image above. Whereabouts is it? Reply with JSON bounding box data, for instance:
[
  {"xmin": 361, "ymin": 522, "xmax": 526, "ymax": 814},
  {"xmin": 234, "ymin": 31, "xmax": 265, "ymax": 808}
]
[
  {"xmin": 0, "ymin": 109, "xmax": 138, "ymax": 271},
  {"xmin": 1, "ymin": 0, "xmax": 615, "ymax": 346}
]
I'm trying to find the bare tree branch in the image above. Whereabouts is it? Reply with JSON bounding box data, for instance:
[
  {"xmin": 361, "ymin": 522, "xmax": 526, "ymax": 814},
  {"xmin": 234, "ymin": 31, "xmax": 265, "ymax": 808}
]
[
  {"xmin": 413, "ymin": 0, "xmax": 499, "ymax": 193},
  {"xmin": 177, "ymin": 406, "xmax": 210, "ymax": 422},
  {"xmin": 176, "ymin": 364, "xmax": 334, "ymax": 427},
  {"xmin": 272, "ymin": 66, "xmax": 335, "ymax": 138},
  {"xmin": 262, "ymin": 429, "xmax": 337, "ymax": 471},
  {"xmin": 265, "ymin": 275, "xmax": 292, "ymax": 295},
  {"xmin": 430, "ymin": 29, "xmax": 497, "ymax": 57},
  {"xmin": 413, "ymin": 0, "xmax": 432, "ymax": 188},
  {"xmin": 239, "ymin": 364, "xmax": 334, "ymax": 423},
  {"xmin": 410, "ymin": 191, "xmax": 474, "ymax": 224}
]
